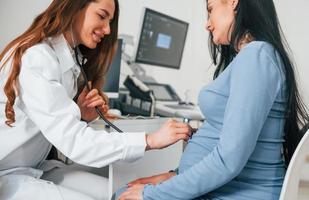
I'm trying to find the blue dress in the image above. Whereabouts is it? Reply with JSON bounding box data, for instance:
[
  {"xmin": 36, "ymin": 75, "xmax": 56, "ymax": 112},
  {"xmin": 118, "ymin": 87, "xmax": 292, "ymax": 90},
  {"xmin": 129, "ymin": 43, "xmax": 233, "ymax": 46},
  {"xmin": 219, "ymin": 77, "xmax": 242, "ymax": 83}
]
[{"xmin": 143, "ymin": 41, "xmax": 287, "ymax": 200}]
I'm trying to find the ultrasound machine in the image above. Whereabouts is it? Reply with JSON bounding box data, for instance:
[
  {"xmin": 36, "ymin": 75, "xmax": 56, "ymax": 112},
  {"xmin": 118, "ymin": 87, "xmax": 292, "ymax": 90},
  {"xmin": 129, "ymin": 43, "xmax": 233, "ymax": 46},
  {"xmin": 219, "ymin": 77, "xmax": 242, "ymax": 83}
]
[{"xmin": 132, "ymin": 8, "xmax": 204, "ymax": 120}]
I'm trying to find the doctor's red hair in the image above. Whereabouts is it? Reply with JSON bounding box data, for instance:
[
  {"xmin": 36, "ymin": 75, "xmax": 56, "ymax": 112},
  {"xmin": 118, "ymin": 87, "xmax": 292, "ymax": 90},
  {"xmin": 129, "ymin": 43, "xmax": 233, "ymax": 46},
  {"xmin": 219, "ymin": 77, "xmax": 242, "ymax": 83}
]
[{"xmin": 0, "ymin": 0, "xmax": 119, "ymax": 127}]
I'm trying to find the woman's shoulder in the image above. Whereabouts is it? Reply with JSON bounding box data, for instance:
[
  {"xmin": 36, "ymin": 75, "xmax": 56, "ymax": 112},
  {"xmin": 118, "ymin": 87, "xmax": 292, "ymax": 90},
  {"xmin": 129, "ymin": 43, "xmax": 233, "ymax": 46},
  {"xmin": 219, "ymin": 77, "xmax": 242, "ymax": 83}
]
[
  {"xmin": 244, "ymin": 41, "xmax": 273, "ymax": 50},
  {"xmin": 233, "ymin": 41, "xmax": 282, "ymax": 70},
  {"xmin": 239, "ymin": 41, "xmax": 278, "ymax": 61},
  {"xmin": 230, "ymin": 40, "xmax": 284, "ymax": 85}
]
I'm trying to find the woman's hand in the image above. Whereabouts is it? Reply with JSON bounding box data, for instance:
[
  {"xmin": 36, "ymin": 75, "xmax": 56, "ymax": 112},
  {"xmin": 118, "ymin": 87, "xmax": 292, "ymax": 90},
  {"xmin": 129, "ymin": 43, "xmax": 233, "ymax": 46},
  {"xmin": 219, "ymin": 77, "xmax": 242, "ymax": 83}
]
[
  {"xmin": 118, "ymin": 172, "xmax": 176, "ymax": 200},
  {"xmin": 146, "ymin": 119, "xmax": 192, "ymax": 150},
  {"xmin": 77, "ymin": 83, "xmax": 109, "ymax": 122},
  {"xmin": 127, "ymin": 172, "xmax": 176, "ymax": 187},
  {"xmin": 118, "ymin": 184, "xmax": 144, "ymax": 200}
]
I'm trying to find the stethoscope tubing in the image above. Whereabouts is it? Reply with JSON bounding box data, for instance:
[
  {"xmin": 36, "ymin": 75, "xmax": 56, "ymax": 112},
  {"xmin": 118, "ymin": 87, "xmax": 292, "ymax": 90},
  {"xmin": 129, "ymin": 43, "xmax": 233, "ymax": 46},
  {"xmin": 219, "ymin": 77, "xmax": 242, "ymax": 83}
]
[{"xmin": 74, "ymin": 47, "xmax": 123, "ymax": 133}]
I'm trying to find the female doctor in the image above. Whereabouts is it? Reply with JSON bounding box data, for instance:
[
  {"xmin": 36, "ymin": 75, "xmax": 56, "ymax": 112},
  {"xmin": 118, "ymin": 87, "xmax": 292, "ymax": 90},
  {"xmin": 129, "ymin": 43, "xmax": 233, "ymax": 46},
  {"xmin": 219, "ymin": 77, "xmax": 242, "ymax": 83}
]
[{"xmin": 0, "ymin": 0, "xmax": 191, "ymax": 199}]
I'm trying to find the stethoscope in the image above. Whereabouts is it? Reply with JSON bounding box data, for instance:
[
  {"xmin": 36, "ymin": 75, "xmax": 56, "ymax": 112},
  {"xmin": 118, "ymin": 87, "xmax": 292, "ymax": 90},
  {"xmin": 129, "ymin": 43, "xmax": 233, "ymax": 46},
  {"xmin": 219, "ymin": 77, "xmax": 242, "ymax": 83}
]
[{"xmin": 74, "ymin": 47, "xmax": 123, "ymax": 133}]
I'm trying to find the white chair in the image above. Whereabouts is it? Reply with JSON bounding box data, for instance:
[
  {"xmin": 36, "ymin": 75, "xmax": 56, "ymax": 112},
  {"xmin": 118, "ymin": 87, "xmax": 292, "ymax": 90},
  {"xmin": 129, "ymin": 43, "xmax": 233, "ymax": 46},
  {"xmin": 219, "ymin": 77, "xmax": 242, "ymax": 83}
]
[{"xmin": 280, "ymin": 129, "xmax": 309, "ymax": 200}]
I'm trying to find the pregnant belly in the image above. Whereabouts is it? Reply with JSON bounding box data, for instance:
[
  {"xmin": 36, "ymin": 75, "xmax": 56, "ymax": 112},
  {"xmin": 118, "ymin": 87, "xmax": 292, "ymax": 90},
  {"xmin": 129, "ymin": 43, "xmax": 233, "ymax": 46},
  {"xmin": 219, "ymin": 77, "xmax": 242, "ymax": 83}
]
[{"xmin": 178, "ymin": 127, "xmax": 219, "ymax": 172}]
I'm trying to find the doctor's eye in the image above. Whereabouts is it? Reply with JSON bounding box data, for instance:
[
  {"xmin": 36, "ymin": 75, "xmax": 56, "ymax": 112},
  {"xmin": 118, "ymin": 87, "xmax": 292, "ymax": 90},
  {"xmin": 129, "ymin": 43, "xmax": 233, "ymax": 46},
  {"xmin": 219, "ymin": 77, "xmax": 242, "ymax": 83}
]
[{"xmin": 98, "ymin": 14, "xmax": 107, "ymax": 20}]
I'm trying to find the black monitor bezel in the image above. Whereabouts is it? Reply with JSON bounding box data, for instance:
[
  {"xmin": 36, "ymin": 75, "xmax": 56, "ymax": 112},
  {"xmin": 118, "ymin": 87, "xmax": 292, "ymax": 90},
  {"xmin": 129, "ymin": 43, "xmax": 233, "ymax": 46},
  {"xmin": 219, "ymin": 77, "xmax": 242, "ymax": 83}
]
[{"xmin": 135, "ymin": 8, "xmax": 189, "ymax": 70}]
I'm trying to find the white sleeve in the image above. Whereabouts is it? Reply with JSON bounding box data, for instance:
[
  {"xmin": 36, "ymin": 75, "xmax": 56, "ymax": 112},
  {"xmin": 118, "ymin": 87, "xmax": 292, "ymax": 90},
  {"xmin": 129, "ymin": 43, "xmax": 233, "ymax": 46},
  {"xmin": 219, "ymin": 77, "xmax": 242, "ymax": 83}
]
[{"xmin": 18, "ymin": 46, "xmax": 146, "ymax": 168}]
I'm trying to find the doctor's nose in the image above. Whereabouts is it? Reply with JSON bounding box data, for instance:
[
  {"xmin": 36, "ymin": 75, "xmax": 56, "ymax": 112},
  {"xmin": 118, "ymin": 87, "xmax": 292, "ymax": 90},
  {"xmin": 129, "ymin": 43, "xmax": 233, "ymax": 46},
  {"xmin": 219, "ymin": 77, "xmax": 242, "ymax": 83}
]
[{"xmin": 102, "ymin": 23, "xmax": 111, "ymax": 35}]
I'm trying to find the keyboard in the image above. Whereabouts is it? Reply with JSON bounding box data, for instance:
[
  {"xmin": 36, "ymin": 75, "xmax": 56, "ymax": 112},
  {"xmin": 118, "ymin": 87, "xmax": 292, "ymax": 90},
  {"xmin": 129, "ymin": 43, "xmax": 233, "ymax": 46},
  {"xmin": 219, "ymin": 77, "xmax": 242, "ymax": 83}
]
[{"xmin": 165, "ymin": 104, "xmax": 194, "ymax": 110}]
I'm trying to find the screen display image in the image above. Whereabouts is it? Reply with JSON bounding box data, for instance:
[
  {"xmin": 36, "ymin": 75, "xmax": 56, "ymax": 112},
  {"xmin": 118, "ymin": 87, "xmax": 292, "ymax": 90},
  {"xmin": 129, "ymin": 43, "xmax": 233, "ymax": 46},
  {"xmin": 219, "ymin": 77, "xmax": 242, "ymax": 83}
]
[
  {"xmin": 156, "ymin": 33, "xmax": 172, "ymax": 49},
  {"xmin": 102, "ymin": 39, "xmax": 123, "ymax": 98},
  {"xmin": 135, "ymin": 8, "xmax": 189, "ymax": 69}
]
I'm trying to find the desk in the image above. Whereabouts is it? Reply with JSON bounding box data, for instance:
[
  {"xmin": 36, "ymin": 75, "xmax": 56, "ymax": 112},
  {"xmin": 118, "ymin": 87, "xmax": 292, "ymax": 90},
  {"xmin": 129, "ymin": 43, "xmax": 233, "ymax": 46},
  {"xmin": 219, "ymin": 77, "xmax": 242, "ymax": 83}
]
[{"xmin": 90, "ymin": 118, "xmax": 184, "ymax": 199}]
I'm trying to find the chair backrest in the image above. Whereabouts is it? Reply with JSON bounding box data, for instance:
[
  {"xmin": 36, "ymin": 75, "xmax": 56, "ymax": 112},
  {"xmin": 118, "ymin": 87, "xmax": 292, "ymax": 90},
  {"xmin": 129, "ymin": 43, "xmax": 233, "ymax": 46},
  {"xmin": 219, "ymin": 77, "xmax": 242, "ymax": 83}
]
[{"xmin": 280, "ymin": 129, "xmax": 309, "ymax": 200}]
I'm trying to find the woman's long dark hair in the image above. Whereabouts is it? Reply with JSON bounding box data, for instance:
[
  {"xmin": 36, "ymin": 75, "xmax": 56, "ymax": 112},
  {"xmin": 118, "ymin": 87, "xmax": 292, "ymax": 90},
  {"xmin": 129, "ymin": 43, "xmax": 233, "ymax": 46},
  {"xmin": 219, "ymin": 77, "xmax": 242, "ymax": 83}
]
[
  {"xmin": 0, "ymin": 0, "xmax": 119, "ymax": 126},
  {"xmin": 207, "ymin": 0, "xmax": 309, "ymax": 166}
]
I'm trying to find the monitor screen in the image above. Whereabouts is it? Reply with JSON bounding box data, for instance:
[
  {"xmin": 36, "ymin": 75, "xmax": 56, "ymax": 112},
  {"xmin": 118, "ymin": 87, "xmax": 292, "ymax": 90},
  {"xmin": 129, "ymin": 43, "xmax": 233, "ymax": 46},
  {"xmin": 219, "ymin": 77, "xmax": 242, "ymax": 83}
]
[
  {"xmin": 147, "ymin": 84, "xmax": 174, "ymax": 101},
  {"xmin": 102, "ymin": 39, "xmax": 122, "ymax": 98},
  {"xmin": 135, "ymin": 8, "xmax": 189, "ymax": 69}
]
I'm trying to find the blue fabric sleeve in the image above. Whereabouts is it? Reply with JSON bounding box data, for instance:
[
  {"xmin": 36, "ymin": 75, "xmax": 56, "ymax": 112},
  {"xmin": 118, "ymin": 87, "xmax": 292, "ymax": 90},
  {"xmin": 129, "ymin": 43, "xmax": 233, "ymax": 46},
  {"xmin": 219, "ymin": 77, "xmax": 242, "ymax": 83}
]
[{"xmin": 143, "ymin": 44, "xmax": 282, "ymax": 199}]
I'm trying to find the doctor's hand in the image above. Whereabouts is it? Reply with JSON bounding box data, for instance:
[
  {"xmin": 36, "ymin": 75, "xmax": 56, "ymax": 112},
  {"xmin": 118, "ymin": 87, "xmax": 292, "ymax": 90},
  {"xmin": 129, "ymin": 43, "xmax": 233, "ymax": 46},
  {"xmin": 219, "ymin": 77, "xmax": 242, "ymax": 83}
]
[
  {"xmin": 118, "ymin": 184, "xmax": 144, "ymax": 200},
  {"xmin": 127, "ymin": 171, "xmax": 176, "ymax": 187},
  {"xmin": 146, "ymin": 119, "xmax": 192, "ymax": 150},
  {"xmin": 77, "ymin": 83, "xmax": 109, "ymax": 122}
]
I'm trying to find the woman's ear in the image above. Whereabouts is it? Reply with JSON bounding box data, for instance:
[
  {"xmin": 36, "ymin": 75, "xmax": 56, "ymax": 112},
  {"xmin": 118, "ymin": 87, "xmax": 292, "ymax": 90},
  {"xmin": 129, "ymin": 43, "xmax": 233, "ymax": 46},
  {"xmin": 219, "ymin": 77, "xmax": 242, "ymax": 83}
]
[{"xmin": 230, "ymin": 0, "xmax": 239, "ymax": 10}]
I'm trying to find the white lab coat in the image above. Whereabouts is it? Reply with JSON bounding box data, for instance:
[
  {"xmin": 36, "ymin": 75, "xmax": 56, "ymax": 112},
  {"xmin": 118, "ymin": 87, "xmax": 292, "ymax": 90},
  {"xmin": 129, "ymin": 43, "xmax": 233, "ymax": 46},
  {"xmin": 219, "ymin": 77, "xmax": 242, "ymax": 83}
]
[{"xmin": 0, "ymin": 35, "xmax": 146, "ymax": 199}]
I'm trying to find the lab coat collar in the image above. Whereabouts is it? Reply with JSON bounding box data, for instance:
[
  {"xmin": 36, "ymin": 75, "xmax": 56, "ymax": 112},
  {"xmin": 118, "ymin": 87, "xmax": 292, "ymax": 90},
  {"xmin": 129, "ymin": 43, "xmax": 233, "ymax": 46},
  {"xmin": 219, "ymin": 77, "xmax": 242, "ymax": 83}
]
[{"xmin": 47, "ymin": 34, "xmax": 78, "ymax": 74}]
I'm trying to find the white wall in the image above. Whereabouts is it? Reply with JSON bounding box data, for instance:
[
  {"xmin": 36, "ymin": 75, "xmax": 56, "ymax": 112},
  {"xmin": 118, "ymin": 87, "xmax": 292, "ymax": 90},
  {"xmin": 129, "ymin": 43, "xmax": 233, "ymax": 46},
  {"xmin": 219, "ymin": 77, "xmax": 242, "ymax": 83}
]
[
  {"xmin": 0, "ymin": 0, "xmax": 308, "ymax": 106},
  {"xmin": 0, "ymin": 0, "xmax": 52, "ymax": 50},
  {"xmin": 274, "ymin": 0, "xmax": 309, "ymax": 107}
]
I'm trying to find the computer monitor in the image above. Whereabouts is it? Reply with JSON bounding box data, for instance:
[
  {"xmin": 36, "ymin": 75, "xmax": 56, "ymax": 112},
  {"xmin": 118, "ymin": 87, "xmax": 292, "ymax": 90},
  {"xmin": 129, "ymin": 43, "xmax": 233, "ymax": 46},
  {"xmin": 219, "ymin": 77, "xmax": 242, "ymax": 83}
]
[
  {"xmin": 102, "ymin": 39, "xmax": 122, "ymax": 98},
  {"xmin": 135, "ymin": 8, "xmax": 189, "ymax": 69}
]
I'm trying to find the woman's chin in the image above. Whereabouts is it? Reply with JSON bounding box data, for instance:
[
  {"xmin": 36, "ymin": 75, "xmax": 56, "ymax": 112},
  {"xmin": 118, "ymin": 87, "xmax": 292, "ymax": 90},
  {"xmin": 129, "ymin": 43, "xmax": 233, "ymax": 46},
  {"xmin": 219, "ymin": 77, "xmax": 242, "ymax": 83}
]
[
  {"xmin": 212, "ymin": 38, "xmax": 220, "ymax": 45},
  {"xmin": 212, "ymin": 38, "xmax": 229, "ymax": 46},
  {"xmin": 84, "ymin": 41, "xmax": 98, "ymax": 49},
  {"xmin": 211, "ymin": 35, "xmax": 220, "ymax": 45}
]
